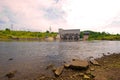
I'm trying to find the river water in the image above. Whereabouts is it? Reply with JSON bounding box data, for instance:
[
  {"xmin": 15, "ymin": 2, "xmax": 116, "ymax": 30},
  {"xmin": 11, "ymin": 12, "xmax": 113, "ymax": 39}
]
[{"xmin": 0, "ymin": 41, "xmax": 120, "ymax": 80}]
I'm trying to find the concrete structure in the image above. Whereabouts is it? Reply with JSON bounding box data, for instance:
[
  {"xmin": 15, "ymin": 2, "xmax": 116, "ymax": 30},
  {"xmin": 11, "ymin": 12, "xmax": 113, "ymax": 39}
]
[
  {"xmin": 59, "ymin": 28, "xmax": 80, "ymax": 41},
  {"xmin": 83, "ymin": 32, "xmax": 90, "ymax": 41}
]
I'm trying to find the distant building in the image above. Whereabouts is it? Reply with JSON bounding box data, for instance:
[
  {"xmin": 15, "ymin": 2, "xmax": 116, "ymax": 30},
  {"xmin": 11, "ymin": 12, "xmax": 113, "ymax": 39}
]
[
  {"xmin": 59, "ymin": 28, "xmax": 80, "ymax": 41},
  {"xmin": 83, "ymin": 32, "xmax": 90, "ymax": 41}
]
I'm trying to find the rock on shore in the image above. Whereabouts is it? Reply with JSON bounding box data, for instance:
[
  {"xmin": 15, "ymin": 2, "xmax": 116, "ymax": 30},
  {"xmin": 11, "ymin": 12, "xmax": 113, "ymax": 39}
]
[
  {"xmin": 70, "ymin": 59, "xmax": 89, "ymax": 69},
  {"xmin": 54, "ymin": 66, "xmax": 64, "ymax": 76}
]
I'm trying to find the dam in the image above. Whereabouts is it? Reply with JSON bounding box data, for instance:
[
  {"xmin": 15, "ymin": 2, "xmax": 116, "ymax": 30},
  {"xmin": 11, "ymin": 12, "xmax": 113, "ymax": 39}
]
[{"xmin": 59, "ymin": 28, "xmax": 80, "ymax": 41}]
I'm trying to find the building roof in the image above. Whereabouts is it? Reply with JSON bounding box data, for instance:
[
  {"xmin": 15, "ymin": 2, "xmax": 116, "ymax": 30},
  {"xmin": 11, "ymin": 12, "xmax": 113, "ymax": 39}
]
[{"xmin": 59, "ymin": 28, "xmax": 80, "ymax": 34}]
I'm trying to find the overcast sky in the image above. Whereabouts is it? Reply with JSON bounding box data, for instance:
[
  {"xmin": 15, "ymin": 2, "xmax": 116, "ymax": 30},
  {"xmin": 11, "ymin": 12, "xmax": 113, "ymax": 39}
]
[{"xmin": 0, "ymin": 0, "xmax": 120, "ymax": 33}]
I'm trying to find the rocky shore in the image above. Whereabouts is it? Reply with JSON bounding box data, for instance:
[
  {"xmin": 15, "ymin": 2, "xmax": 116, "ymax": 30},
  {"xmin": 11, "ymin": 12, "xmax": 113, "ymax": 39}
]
[
  {"xmin": 5, "ymin": 53, "xmax": 120, "ymax": 80},
  {"xmin": 35, "ymin": 53, "xmax": 120, "ymax": 80}
]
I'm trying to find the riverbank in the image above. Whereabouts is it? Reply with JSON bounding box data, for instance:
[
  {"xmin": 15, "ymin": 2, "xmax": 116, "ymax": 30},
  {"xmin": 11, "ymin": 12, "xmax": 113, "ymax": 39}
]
[
  {"xmin": 33, "ymin": 53, "xmax": 120, "ymax": 80},
  {"xmin": 0, "ymin": 30, "xmax": 57, "ymax": 41},
  {"xmin": 92, "ymin": 53, "xmax": 120, "ymax": 80},
  {"xmin": 0, "ymin": 29, "xmax": 120, "ymax": 41}
]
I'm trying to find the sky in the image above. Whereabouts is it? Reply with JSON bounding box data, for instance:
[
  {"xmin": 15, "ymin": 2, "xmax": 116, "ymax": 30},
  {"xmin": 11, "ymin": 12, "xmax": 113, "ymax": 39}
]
[{"xmin": 0, "ymin": 0, "xmax": 120, "ymax": 34}]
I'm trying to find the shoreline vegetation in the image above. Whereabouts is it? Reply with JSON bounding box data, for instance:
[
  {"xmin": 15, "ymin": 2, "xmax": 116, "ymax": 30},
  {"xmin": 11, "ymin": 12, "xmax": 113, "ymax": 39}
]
[
  {"xmin": 0, "ymin": 28, "xmax": 120, "ymax": 41},
  {"xmin": 81, "ymin": 30, "xmax": 120, "ymax": 41},
  {"xmin": 0, "ymin": 28, "xmax": 57, "ymax": 41}
]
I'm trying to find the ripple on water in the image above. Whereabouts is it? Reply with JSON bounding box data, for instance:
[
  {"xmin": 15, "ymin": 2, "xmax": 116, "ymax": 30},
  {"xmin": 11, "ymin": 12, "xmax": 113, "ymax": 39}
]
[{"xmin": 0, "ymin": 41, "xmax": 120, "ymax": 79}]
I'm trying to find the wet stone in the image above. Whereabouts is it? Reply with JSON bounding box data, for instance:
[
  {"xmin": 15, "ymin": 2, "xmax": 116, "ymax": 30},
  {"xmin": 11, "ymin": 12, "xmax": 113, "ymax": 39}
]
[
  {"xmin": 70, "ymin": 59, "xmax": 89, "ymax": 69},
  {"xmin": 52, "ymin": 67, "xmax": 57, "ymax": 72},
  {"xmin": 84, "ymin": 75, "xmax": 90, "ymax": 79},
  {"xmin": 90, "ymin": 59, "xmax": 100, "ymax": 66},
  {"xmin": 5, "ymin": 70, "xmax": 17, "ymax": 78},
  {"xmin": 64, "ymin": 63, "xmax": 70, "ymax": 68},
  {"xmin": 54, "ymin": 66, "xmax": 64, "ymax": 76},
  {"xmin": 46, "ymin": 64, "xmax": 54, "ymax": 70},
  {"xmin": 85, "ymin": 70, "xmax": 91, "ymax": 75},
  {"xmin": 89, "ymin": 67, "xmax": 95, "ymax": 71},
  {"xmin": 8, "ymin": 58, "xmax": 13, "ymax": 60}
]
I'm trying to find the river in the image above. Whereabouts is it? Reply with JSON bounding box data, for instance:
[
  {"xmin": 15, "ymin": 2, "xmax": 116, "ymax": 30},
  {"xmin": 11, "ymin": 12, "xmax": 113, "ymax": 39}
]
[{"xmin": 0, "ymin": 41, "xmax": 120, "ymax": 80}]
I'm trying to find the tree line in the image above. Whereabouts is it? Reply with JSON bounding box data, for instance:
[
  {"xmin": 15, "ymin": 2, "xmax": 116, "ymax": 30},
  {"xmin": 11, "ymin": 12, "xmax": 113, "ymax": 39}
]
[{"xmin": 80, "ymin": 30, "xmax": 120, "ymax": 40}]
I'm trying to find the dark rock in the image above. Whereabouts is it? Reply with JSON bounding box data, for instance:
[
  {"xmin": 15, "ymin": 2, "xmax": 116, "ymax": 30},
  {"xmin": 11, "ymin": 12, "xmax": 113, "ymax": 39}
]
[
  {"xmin": 102, "ymin": 53, "xmax": 106, "ymax": 56},
  {"xmin": 63, "ymin": 61, "xmax": 66, "ymax": 63},
  {"xmin": 46, "ymin": 64, "xmax": 54, "ymax": 70},
  {"xmin": 90, "ymin": 74, "xmax": 95, "ymax": 78},
  {"xmin": 72, "ymin": 59, "xmax": 76, "ymax": 61},
  {"xmin": 5, "ymin": 70, "xmax": 17, "ymax": 78},
  {"xmin": 52, "ymin": 67, "xmax": 56, "ymax": 72},
  {"xmin": 70, "ymin": 59, "xmax": 89, "ymax": 69},
  {"xmin": 54, "ymin": 66, "xmax": 64, "ymax": 76},
  {"xmin": 9, "ymin": 58, "xmax": 13, "ymax": 60},
  {"xmin": 107, "ymin": 52, "xmax": 110, "ymax": 54}
]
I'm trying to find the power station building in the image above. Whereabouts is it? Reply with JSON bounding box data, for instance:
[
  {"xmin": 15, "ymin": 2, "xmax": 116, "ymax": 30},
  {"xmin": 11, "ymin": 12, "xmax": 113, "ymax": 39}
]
[{"xmin": 59, "ymin": 28, "xmax": 80, "ymax": 41}]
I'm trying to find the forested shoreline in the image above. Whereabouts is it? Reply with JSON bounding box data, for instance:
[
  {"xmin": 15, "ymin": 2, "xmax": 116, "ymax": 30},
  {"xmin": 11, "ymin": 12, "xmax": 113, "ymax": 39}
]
[{"xmin": 81, "ymin": 30, "xmax": 120, "ymax": 40}]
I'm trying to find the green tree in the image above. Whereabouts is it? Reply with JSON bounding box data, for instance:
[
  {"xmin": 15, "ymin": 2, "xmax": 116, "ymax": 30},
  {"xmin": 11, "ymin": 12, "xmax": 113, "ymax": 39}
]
[
  {"xmin": 5, "ymin": 28, "xmax": 10, "ymax": 32},
  {"xmin": 46, "ymin": 30, "xmax": 49, "ymax": 33}
]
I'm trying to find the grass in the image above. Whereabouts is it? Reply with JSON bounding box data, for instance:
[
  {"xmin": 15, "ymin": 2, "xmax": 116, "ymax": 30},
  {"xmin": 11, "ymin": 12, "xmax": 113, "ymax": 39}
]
[{"xmin": 0, "ymin": 29, "xmax": 57, "ymax": 41}]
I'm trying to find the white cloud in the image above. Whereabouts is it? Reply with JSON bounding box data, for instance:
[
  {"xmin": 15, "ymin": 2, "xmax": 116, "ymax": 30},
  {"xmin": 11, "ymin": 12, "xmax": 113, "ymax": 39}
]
[
  {"xmin": 0, "ymin": 0, "xmax": 120, "ymax": 33},
  {"xmin": 62, "ymin": 0, "xmax": 120, "ymax": 33},
  {"xmin": 0, "ymin": 0, "xmax": 67, "ymax": 31}
]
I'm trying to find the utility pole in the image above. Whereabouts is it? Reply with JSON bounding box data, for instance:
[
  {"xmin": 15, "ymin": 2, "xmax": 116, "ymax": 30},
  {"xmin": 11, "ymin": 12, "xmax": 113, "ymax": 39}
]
[{"xmin": 49, "ymin": 26, "xmax": 51, "ymax": 33}]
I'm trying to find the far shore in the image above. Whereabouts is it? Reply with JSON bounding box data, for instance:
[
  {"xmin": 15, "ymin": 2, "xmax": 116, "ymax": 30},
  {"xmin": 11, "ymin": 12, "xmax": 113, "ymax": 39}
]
[{"xmin": 0, "ymin": 29, "xmax": 120, "ymax": 41}]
